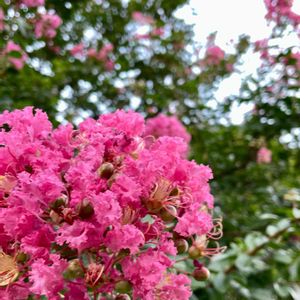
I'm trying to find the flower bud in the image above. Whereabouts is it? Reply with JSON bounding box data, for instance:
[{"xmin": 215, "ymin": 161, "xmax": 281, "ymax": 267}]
[
  {"xmin": 115, "ymin": 280, "xmax": 132, "ymax": 294},
  {"xmin": 159, "ymin": 205, "xmax": 177, "ymax": 222},
  {"xmin": 50, "ymin": 210, "xmax": 62, "ymax": 224},
  {"xmin": 175, "ymin": 239, "xmax": 189, "ymax": 254},
  {"xmin": 115, "ymin": 295, "xmax": 131, "ymax": 300},
  {"xmin": 16, "ymin": 252, "xmax": 28, "ymax": 263},
  {"xmin": 188, "ymin": 245, "xmax": 202, "ymax": 259},
  {"xmin": 192, "ymin": 266, "xmax": 210, "ymax": 281},
  {"xmin": 64, "ymin": 259, "xmax": 84, "ymax": 280},
  {"xmin": 97, "ymin": 162, "xmax": 114, "ymax": 179},
  {"xmin": 77, "ymin": 199, "xmax": 94, "ymax": 219},
  {"xmin": 51, "ymin": 195, "xmax": 68, "ymax": 211}
]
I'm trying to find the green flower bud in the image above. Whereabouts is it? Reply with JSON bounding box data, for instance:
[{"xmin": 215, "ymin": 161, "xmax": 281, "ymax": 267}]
[
  {"xmin": 193, "ymin": 266, "xmax": 210, "ymax": 281},
  {"xmin": 115, "ymin": 280, "xmax": 132, "ymax": 294},
  {"xmin": 175, "ymin": 239, "xmax": 189, "ymax": 254},
  {"xmin": 97, "ymin": 162, "xmax": 114, "ymax": 179},
  {"xmin": 188, "ymin": 245, "xmax": 202, "ymax": 259},
  {"xmin": 77, "ymin": 199, "xmax": 94, "ymax": 219}
]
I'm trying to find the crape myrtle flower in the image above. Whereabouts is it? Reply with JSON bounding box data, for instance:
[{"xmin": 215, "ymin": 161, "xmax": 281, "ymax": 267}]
[{"xmin": 0, "ymin": 107, "xmax": 223, "ymax": 299}]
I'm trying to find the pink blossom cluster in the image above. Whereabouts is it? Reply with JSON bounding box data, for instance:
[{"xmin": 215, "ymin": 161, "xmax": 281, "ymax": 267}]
[
  {"xmin": 0, "ymin": 9, "xmax": 4, "ymax": 31},
  {"xmin": 132, "ymin": 11, "xmax": 164, "ymax": 40},
  {"xmin": 205, "ymin": 46, "xmax": 225, "ymax": 65},
  {"xmin": 0, "ymin": 107, "xmax": 220, "ymax": 299},
  {"xmin": 264, "ymin": 0, "xmax": 300, "ymax": 27},
  {"xmin": 144, "ymin": 114, "xmax": 191, "ymax": 155},
  {"xmin": 34, "ymin": 13, "xmax": 62, "ymax": 39},
  {"xmin": 2, "ymin": 41, "xmax": 28, "ymax": 70},
  {"xmin": 257, "ymin": 147, "xmax": 272, "ymax": 164},
  {"xmin": 20, "ymin": 0, "xmax": 45, "ymax": 7},
  {"xmin": 132, "ymin": 12, "xmax": 154, "ymax": 25},
  {"xmin": 70, "ymin": 43, "xmax": 115, "ymax": 71}
]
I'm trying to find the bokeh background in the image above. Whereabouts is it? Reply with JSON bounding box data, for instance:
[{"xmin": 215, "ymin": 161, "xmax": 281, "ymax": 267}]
[{"xmin": 0, "ymin": 0, "xmax": 300, "ymax": 299}]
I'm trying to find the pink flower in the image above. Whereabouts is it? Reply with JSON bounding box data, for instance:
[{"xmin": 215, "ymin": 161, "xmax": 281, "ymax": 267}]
[
  {"xmin": 144, "ymin": 114, "xmax": 191, "ymax": 144},
  {"xmin": 0, "ymin": 107, "xmax": 218, "ymax": 298},
  {"xmin": 0, "ymin": 9, "xmax": 5, "ymax": 31},
  {"xmin": 132, "ymin": 11, "xmax": 154, "ymax": 24},
  {"xmin": 29, "ymin": 254, "xmax": 67, "ymax": 298},
  {"xmin": 21, "ymin": 0, "xmax": 45, "ymax": 7},
  {"xmin": 264, "ymin": 0, "xmax": 300, "ymax": 26},
  {"xmin": 34, "ymin": 13, "xmax": 62, "ymax": 39},
  {"xmin": 105, "ymin": 224, "xmax": 145, "ymax": 254},
  {"xmin": 70, "ymin": 43, "xmax": 85, "ymax": 57},
  {"xmin": 3, "ymin": 41, "xmax": 28, "ymax": 70},
  {"xmin": 151, "ymin": 27, "xmax": 164, "ymax": 37},
  {"xmin": 175, "ymin": 210, "xmax": 213, "ymax": 237},
  {"xmin": 104, "ymin": 59, "xmax": 115, "ymax": 71},
  {"xmin": 257, "ymin": 147, "xmax": 272, "ymax": 164},
  {"xmin": 155, "ymin": 274, "xmax": 192, "ymax": 300},
  {"xmin": 205, "ymin": 46, "xmax": 225, "ymax": 65}
]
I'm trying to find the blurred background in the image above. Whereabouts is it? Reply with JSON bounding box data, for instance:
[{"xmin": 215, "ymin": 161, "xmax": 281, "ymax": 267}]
[{"xmin": 0, "ymin": 0, "xmax": 300, "ymax": 299}]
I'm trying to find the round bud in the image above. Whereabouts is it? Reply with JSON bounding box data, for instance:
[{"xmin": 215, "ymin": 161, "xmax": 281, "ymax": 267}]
[
  {"xmin": 16, "ymin": 252, "xmax": 28, "ymax": 263},
  {"xmin": 115, "ymin": 295, "xmax": 131, "ymax": 300},
  {"xmin": 188, "ymin": 245, "xmax": 202, "ymax": 259},
  {"xmin": 77, "ymin": 199, "xmax": 94, "ymax": 219},
  {"xmin": 160, "ymin": 205, "xmax": 177, "ymax": 222},
  {"xmin": 64, "ymin": 259, "xmax": 84, "ymax": 279},
  {"xmin": 193, "ymin": 266, "xmax": 210, "ymax": 281},
  {"xmin": 97, "ymin": 162, "xmax": 114, "ymax": 179},
  {"xmin": 115, "ymin": 280, "xmax": 132, "ymax": 294},
  {"xmin": 175, "ymin": 239, "xmax": 189, "ymax": 254}
]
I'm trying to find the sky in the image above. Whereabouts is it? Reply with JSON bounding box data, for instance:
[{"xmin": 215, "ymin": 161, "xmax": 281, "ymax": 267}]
[{"xmin": 175, "ymin": 0, "xmax": 300, "ymax": 124}]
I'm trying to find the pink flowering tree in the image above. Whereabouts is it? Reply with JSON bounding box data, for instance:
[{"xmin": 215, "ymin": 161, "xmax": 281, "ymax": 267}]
[{"xmin": 0, "ymin": 0, "xmax": 238, "ymax": 123}]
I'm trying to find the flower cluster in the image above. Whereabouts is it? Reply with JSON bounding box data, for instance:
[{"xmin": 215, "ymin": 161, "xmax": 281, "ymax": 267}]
[
  {"xmin": 132, "ymin": 11, "xmax": 165, "ymax": 40},
  {"xmin": 144, "ymin": 114, "xmax": 191, "ymax": 157},
  {"xmin": 20, "ymin": 0, "xmax": 45, "ymax": 8},
  {"xmin": 2, "ymin": 41, "xmax": 28, "ymax": 70},
  {"xmin": 35, "ymin": 13, "xmax": 62, "ymax": 39},
  {"xmin": 0, "ymin": 107, "xmax": 220, "ymax": 299},
  {"xmin": 70, "ymin": 43, "xmax": 115, "ymax": 71},
  {"xmin": 257, "ymin": 147, "xmax": 272, "ymax": 164},
  {"xmin": 264, "ymin": 0, "xmax": 300, "ymax": 27}
]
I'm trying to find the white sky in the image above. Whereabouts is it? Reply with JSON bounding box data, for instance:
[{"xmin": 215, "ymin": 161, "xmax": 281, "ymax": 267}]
[{"xmin": 176, "ymin": 0, "xmax": 300, "ymax": 124}]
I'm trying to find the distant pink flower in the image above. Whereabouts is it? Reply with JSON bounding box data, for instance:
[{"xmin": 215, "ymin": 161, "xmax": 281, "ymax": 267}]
[
  {"xmin": 226, "ymin": 63, "xmax": 234, "ymax": 72},
  {"xmin": 70, "ymin": 43, "xmax": 85, "ymax": 57},
  {"xmin": 264, "ymin": 0, "xmax": 300, "ymax": 26},
  {"xmin": 104, "ymin": 59, "xmax": 115, "ymax": 71},
  {"xmin": 254, "ymin": 39, "xmax": 269, "ymax": 51},
  {"xmin": 144, "ymin": 114, "xmax": 191, "ymax": 144},
  {"xmin": 87, "ymin": 48, "xmax": 97, "ymax": 58},
  {"xmin": 257, "ymin": 147, "xmax": 272, "ymax": 164},
  {"xmin": 3, "ymin": 41, "xmax": 28, "ymax": 70},
  {"xmin": 21, "ymin": 0, "xmax": 44, "ymax": 7},
  {"xmin": 134, "ymin": 33, "xmax": 151, "ymax": 40},
  {"xmin": 151, "ymin": 27, "xmax": 164, "ymax": 37},
  {"xmin": 34, "ymin": 13, "xmax": 62, "ymax": 39},
  {"xmin": 98, "ymin": 43, "xmax": 114, "ymax": 60},
  {"xmin": 205, "ymin": 46, "xmax": 225, "ymax": 65},
  {"xmin": 132, "ymin": 11, "xmax": 154, "ymax": 24},
  {"xmin": 0, "ymin": 9, "xmax": 4, "ymax": 31}
]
